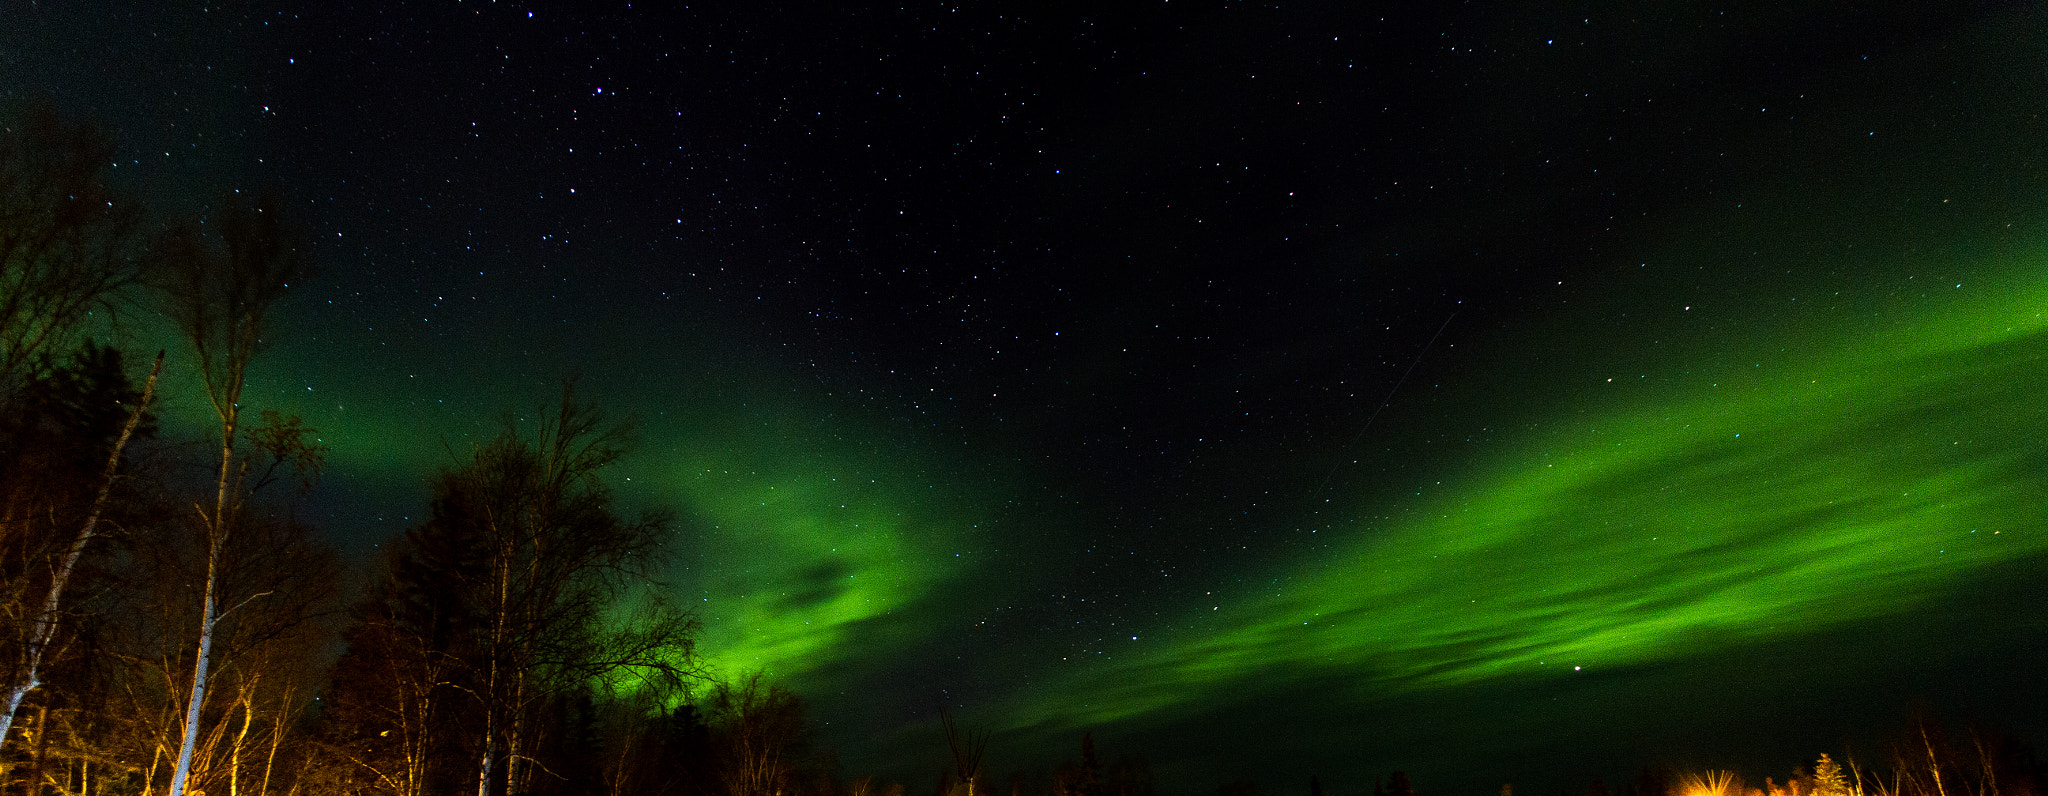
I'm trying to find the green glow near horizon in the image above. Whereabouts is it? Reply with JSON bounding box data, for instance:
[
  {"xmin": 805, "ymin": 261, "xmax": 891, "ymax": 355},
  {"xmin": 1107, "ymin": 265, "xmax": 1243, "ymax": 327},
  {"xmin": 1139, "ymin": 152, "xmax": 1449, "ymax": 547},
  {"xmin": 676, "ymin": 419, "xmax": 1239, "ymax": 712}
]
[
  {"xmin": 643, "ymin": 399, "xmax": 1005, "ymax": 685},
  {"xmin": 1005, "ymin": 244, "xmax": 2048, "ymax": 731},
  {"xmin": 133, "ymin": 289, "xmax": 1012, "ymax": 692}
]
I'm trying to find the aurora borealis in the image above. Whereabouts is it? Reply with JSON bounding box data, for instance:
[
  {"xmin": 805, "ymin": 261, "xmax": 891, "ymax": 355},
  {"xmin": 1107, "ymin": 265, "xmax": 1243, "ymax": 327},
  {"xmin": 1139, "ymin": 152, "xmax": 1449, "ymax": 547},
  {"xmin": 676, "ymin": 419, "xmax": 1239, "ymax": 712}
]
[{"xmin": 7, "ymin": 2, "xmax": 2046, "ymax": 794}]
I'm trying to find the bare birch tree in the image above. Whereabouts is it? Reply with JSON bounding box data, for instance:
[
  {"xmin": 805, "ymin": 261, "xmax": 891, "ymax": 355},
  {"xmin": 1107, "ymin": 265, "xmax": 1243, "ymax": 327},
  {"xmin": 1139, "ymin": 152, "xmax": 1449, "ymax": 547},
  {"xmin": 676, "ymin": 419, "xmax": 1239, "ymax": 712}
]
[
  {"xmin": 417, "ymin": 382, "xmax": 698, "ymax": 796},
  {"xmin": 0, "ymin": 105, "xmax": 152, "ymax": 761},
  {"xmin": 0, "ymin": 105, "xmax": 144, "ymax": 399},
  {"xmin": 941, "ymin": 706, "xmax": 989, "ymax": 796},
  {"xmin": 0, "ymin": 350, "xmax": 158, "ymax": 753},
  {"xmin": 709, "ymin": 672, "xmax": 809, "ymax": 796},
  {"xmin": 153, "ymin": 191, "xmax": 306, "ymax": 796}
]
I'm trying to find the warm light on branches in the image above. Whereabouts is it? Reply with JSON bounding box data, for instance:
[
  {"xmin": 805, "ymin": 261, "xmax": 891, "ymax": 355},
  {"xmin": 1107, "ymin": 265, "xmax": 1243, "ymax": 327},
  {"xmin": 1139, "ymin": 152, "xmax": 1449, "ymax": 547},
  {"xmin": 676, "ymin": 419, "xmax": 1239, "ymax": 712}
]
[{"xmin": 1680, "ymin": 771, "xmax": 1741, "ymax": 796}]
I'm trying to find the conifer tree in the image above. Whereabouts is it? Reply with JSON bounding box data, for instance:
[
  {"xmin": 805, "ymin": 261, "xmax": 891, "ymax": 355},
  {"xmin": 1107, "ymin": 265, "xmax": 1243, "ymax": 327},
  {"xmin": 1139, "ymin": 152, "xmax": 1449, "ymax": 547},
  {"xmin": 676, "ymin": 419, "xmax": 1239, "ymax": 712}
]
[
  {"xmin": 315, "ymin": 520, "xmax": 486, "ymax": 796},
  {"xmin": 1813, "ymin": 754, "xmax": 1853, "ymax": 796},
  {"xmin": 0, "ymin": 103, "xmax": 152, "ymax": 760},
  {"xmin": 0, "ymin": 345, "xmax": 157, "ymax": 757},
  {"xmin": 1076, "ymin": 733, "xmax": 1101, "ymax": 796},
  {"xmin": 1389, "ymin": 771, "xmax": 1415, "ymax": 796}
]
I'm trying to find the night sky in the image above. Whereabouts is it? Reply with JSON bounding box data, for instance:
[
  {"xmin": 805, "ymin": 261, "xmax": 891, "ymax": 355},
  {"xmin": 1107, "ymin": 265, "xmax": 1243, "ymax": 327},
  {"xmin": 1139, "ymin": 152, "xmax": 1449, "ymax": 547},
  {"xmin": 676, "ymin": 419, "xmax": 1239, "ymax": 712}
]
[{"xmin": 6, "ymin": 3, "xmax": 2047, "ymax": 794}]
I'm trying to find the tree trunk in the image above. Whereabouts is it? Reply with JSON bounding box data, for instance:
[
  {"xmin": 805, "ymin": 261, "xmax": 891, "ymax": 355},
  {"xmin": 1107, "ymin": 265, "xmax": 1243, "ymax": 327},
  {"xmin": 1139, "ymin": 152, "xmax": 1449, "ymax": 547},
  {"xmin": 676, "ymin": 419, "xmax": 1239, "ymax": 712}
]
[
  {"xmin": 231, "ymin": 679, "xmax": 257, "ymax": 796},
  {"xmin": 505, "ymin": 714, "xmax": 525, "ymax": 796},
  {"xmin": 166, "ymin": 531, "xmax": 221, "ymax": 796},
  {"xmin": 260, "ymin": 678, "xmax": 293, "ymax": 796},
  {"xmin": 26, "ymin": 703, "xmax": 52, "ymax": 796},
  {"xmin": 477, "ymin": 717, "xmax": 498, "ymax": 796},
  {"xmin": 0, "ymin": 352, "xmax": 160, "ymax": 747},
  {"xmin": 170, "ymin": 403, "xmax": 237, "ymax": 796},
  {"xmin": 146, "ymin": 741, "xmax": 163, "ymax": 795}
]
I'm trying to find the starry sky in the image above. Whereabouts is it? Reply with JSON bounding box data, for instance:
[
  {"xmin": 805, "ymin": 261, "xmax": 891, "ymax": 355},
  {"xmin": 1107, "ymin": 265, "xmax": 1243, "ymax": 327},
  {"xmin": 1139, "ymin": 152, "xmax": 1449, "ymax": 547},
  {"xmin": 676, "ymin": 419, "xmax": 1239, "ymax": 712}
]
[{"xmin": 6, "ymin": 3, "xmax": 2047, "ymax": 794}]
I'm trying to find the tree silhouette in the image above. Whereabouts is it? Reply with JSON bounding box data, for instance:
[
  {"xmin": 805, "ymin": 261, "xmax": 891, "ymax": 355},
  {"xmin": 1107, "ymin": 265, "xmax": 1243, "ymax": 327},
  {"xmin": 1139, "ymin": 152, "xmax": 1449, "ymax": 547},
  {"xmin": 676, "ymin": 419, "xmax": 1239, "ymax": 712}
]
[
  {"xmin": 416, "ymin": 381, "xmax": 697, "ymax": 796},
  {"xmin": 1634, "ymin": 766, "xmax": 1674, "ymax": 796},
  {"xmin": 0, "ymin": 343, "xmax": 157, "ymax": 764},
  {"xmin": 1388, "ymin": 771, "xmax": 1415, "ymax": 796},
  {"xmin": 0, "ymin": 106, "xmax": 145, "ymax": 400},
  {"xmin": 710, "ymin": 672, "xmax": 810, "ymax": 796},
  {"xmin": 315, "ymin": 523, "xmax": 489, "ymax": 796},
  {"xmin": 1106, "ymin": 755, "xmax": 1153, "ymax": 796},
  {"xmin": 0, "ymin": 104, "xmax": 155, "ymax": 762}
]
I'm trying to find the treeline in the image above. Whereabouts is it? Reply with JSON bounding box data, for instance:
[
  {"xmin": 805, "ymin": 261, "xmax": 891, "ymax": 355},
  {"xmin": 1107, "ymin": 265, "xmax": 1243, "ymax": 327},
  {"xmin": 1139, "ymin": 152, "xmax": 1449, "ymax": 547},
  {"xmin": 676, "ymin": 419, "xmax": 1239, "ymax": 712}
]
[
  {"xmin": 863, "ymin": 711, "xmax": 2046, "ymax": 796},
  {"xmin": 1476, "ymin": 713, "xmax": 2042, "ymax": 796},
  {"xmin": 1656, "ymin": 715, "xmax": 2043, "ymax": 796}
]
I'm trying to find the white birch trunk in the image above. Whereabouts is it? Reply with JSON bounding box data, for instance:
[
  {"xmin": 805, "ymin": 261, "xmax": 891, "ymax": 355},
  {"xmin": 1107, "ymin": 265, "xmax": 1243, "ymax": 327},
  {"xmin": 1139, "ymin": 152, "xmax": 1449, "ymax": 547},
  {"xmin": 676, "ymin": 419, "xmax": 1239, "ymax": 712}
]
[
  {"xmin": 170, "ymin": 387, "xmax": 238, "ymax": 796},
  {"xmin": 476, "ymin": 714, "xmax": 498, "ymax": 796},
  {"xmin": 166, "ymin": 533, "xmax": 221, "ymax": 796},
  {"xmin": 0, "ymin": 352, "xmax": 161, "ymax": 747}
]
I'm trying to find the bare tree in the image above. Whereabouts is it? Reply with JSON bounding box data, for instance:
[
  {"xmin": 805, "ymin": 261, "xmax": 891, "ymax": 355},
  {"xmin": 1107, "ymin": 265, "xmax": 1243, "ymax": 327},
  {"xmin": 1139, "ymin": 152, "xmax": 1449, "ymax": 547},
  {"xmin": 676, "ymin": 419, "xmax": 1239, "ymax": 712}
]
[
  {"xmin": 198, "ymin": 513, "xmax": 338, "ymax": 796},
  {"xmin": 591, "ymin": 678, "xmax": 704, "ymax": 796},
  {"xmin": 86, "ymin": 479, "xmax": 335, "ymax": 796},
  {"xmin": 153, "ymin": 191, "xmax": 307, "ymax": 796},
  {"xmin": 709, "ymin": 672, "xmax": 809, "ymax": 796},
  {"xmin": 0, "ymin": 350, "xmax": 158, "ymax": 752},
  {"xmin": 415, "ymin": 381, "xmax": 698, "ymax": 796},
  {"xmin": 1862, "ymin": 713, "xmax": 2039, "ymax": 796},
  {"xmin": 0, "ymin": 106, "xmax": 145, "ymax": 400},
  {"xmin": 940, "ymin": 706, "xmax": 989, "ymax": 796},
  {"xmin": 0, "ymin": 105, "xmax": 153, "ymax": 766}
]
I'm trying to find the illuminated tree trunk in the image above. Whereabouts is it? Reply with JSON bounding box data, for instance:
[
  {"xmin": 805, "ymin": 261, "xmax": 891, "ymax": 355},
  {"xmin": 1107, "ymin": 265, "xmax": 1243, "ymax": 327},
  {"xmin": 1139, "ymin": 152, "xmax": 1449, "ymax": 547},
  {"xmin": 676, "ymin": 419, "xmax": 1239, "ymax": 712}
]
[
  {"xmin": 1920, "ymin": 723, "xmax": 1950, "ymax": 796},
  {"xmin": 477, "ymin": 714, "xmax": 498, "ymax": 796},
  {"xmin": 229, "ymin": 676, "xmax": 259, "ymax": 796},
  {"xmin": 168, "ymin": 424, "xmax": 235, "ymax": 796},
  {"xmin": 0, "ymin": 352, "xmax": 159, "ymax": 748},
  {"xmin": 476, "ymin": 538, "xmax": 511, "ymax": 796},
  {"xmin": 259, "ymin": 675, "xmax": 296, "ymax": 796},
  {"xmin": 157, "ymin": 191, "xmax": 303, "ymax": 796}
]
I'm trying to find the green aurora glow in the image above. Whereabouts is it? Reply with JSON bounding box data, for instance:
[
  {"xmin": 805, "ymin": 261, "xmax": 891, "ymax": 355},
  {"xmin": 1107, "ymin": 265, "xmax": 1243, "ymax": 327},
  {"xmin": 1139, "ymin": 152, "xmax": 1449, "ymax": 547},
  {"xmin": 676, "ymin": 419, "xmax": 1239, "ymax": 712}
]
[
  {"xmin": 124, "ymin": 204, "xmax": 2048, "ymax": 765},
  {"xmin": 139, "ymin": 216, "xmax": 2046, "ymax": 742},
  {"xmin": 650, "ymin": 408, "xmax": 1009, "ymax": 682},
  {"xmin": 53, "ymin": 7, "xmax": 2046, "ymax": 786},
  {"xmin": 222, "ymin": 327, "xmax": 1024, "ymax": 686},
  {"xmin": 991, "ymin": 232, "xmax": 2048, "ymax": 735}
]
